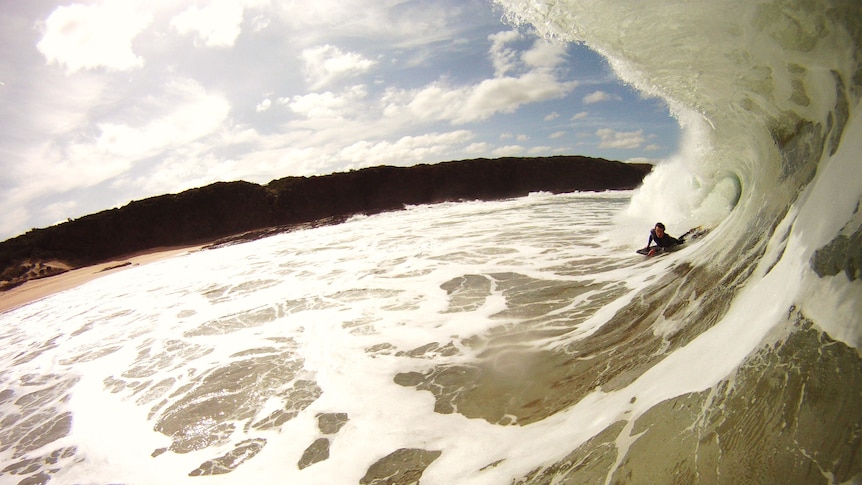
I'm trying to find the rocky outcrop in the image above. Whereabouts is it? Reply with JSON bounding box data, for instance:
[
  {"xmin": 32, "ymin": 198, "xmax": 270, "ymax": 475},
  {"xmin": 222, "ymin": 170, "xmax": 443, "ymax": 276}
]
[{"xmin": 0, "ymin": 156, "xmax": 651, "ymax": 285}]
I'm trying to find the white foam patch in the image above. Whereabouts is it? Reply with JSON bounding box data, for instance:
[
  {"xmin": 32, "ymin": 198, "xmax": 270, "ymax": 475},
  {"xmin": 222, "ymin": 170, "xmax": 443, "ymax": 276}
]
[{"xmin": 0, "ymin": 192, "xmax": 657, "ymax": 484}]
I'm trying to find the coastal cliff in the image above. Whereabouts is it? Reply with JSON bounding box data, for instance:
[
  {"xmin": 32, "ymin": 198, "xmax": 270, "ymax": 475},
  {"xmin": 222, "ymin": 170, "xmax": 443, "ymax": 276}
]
[{"xmin": 0, "ymin": 156, "xmax": 651, "ymax": 289}]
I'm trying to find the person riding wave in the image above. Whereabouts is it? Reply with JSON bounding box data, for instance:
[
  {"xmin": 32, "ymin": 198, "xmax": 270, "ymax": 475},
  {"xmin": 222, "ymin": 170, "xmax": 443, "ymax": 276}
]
[{"xmin": 644, "ymin": 222, "xmax": 683, "ymax": 256}]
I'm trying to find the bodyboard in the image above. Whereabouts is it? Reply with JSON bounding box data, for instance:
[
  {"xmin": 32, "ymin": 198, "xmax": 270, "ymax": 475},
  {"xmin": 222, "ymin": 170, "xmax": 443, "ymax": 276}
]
[{"xmin": 636, "ymin": 247, "xmax": 665, "ymax": 256}]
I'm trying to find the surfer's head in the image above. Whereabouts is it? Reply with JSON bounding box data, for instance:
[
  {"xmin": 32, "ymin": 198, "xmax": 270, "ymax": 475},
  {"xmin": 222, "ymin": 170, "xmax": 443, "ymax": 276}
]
[{"xmin": 654, "ymin": 222, "xmax": 665, "ymax": 237}]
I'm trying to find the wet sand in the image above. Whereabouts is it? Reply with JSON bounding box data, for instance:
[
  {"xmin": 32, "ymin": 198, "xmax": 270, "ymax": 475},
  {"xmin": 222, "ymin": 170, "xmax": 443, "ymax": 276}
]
[{"xmin": 0, "ymin": 245, "xmax": 204, "ymax": 314}]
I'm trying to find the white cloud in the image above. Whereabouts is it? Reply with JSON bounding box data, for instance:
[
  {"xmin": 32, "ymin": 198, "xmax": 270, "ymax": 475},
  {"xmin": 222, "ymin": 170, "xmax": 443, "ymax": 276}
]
[
  {"xmin": 273, "ymin": 0, "xmax": 382, "ymax": 30},
  {"xmin": 463, "ymin": 72, "xmax": 576, "ymax": 122},
  {"xmin": 488, "ymin": 30, "xmax": 522, "ymax": 77},
  {"xmin": 301, "ymin": 45, "xmax": 377, "ymax": 89},
  {"xmin": 42, "ymin": 200, "xmax": 80, "ymax": 227},
  {"xmin": 488, "ymin": 34, "xmax": 566, "ymax": 76},
  {"xmin": 18, "ymin": 71, "xmax": 109, "ymax": 139},
  {"xmin": 0, "ymin": 206, "xmax": 28, "ymax": 239},
  {"xmin": 338, "ymin": 130, "xmax": 474, "ymax": 167},
  {"xmin": 171, "ymin": 0, "xmax": 245, "ymax": 47},
  {"xmin": 37, "ymin": 1, "xmax": 152, "ymax": 73},
  {"xmin": 256, "ymin": 98, "xmax": 272, "ymax": 112},
  {"xmin": 595, "ymin": 128, "xmax": 645, "ymax": 149},
  {"xmin": 94, "ymin": 79, "xmax": 230, "ymax": 159},
  {"xmin": 386, "ymin": 70, "xmax": 576, "ymax": 125},
  {"xmin": 269, "ymin": 0, "xmax": 464, "ymax": 51},
  {"xmin": 528, "ymin": 146, "xmax": 554, "ymax": 155},
  {"xmin": 549, "ymin": 131, "xmax": 566, "ymax": 139},
  {"xmin": 544, "ymin": 112, "xmax": 560, "ymax": 121},
  {"xmin": 571, "ymin": 111, "xmax": 588, "ymax": 120},
  {"xmin": 492, "ymin": 145, "xmax": 525, "ymax": 156},
  {"xmin": 125, "ymin": 151, "xmax": 238, "ymax": 196},
  {"xmin": 16, "ymin": 78, "xmax": 230, "ymax": 198},
  {"xmin": 583, "ymin": 91, "xmax": 621, "ymax": 104},
  {"xmin": 521, "ymin": 39, "xmax": 567, "ymax": 69},
  {"xmin": 284, "ymin": 85, "xmax": 369, "ymax": 119},
  {"xmin": 465, "ymin": 142, "xmax": 491, "ymax": 154},
  {"xmin": 380, "ymin": 35, "xmax": 577, "ymax": 126}
]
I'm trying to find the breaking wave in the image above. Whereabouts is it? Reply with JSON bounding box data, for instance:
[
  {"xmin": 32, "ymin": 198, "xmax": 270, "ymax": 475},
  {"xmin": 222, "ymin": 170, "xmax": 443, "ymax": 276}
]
[
  {"xmin": 494, "ymin": 0, "xmax": 862, "ymax": 481},
  {"xmin": 499, "ymin": 0, "xmax": 862, "ymax": 340}
]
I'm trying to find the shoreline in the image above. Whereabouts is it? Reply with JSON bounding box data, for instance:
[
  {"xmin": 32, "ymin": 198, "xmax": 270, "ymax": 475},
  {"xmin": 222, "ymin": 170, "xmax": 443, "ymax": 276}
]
[{"xmin": 0, "ymin": 245, "xmax": 204, "ymax": 314}]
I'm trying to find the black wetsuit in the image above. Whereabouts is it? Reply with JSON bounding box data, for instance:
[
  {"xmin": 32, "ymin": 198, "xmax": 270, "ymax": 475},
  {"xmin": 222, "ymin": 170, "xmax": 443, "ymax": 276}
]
[{"xmin": 647, "ymin": 229, "xmax": 681, "ymax": 249}]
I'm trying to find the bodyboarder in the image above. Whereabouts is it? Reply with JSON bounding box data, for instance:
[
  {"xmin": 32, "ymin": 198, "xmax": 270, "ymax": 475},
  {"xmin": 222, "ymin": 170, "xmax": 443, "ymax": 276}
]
[{"xmin": 643, "ymin": 222, "xmax": 683, "ymax": 256}]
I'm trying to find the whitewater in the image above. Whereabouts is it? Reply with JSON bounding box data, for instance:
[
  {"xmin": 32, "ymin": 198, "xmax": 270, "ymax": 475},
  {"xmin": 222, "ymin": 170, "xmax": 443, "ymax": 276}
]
[{"xmin": 2, "ymin": 0, "xmax": 861, "ymax": 483}]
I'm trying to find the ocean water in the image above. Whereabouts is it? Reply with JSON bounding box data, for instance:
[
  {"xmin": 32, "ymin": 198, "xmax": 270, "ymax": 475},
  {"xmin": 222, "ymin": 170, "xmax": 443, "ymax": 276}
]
[{"xmin": 2, "ymin": 0, "xmax": 861, "ymax": 484}]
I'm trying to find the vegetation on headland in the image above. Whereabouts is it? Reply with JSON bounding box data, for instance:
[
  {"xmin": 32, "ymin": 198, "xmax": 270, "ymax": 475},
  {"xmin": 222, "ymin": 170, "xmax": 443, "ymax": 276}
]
[{"xmin": 0, "ymin": 156, "xmax": 652, "ymax": 290}]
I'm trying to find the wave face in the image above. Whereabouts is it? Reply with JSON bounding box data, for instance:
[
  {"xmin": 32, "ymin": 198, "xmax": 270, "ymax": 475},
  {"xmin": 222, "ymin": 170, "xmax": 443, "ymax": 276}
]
[{"xmin": 1, "ymin": 1, "xmax": 861, "ymax": 484}]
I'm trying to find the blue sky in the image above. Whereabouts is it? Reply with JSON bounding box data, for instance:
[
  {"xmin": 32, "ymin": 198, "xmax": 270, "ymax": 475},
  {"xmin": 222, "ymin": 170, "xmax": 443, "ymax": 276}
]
[{"xmin": 0, "ymin": 0, "xmax": 679, "ymax": 240}]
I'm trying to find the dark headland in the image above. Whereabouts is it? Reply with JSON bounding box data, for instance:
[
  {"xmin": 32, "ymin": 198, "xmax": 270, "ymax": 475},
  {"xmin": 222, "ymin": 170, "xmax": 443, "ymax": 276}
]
[{"xmin": 0, "ymin": 156, "xmax": 651, "ymax": 290}]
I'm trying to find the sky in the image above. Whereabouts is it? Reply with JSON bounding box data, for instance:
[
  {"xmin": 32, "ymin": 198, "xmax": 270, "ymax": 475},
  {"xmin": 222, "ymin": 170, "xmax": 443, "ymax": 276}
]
[{"xmin": 0, "ymin": 0, "xmax": 680, "ymax": 241}]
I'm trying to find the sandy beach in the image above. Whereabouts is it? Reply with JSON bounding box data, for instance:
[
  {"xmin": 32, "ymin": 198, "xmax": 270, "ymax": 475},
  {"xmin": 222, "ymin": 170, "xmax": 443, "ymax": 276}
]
[{"xmin": 0, "ymin": 245, "xmax": 204, "ymax": 314}]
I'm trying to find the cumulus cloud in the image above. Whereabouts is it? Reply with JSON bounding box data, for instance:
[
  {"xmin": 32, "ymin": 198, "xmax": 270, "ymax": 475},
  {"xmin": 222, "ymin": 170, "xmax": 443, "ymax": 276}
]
[
  {"xmin": 463, "ymin": 71, "xmax": 575, "ymax": 122},
  {"xmin": 544, "ymin": 112, "xmax": 560, "ymax": 121},
  {"xmin": 583, "ymin": 90, "xmax": 621, "ymax": 104},
  {"xmin": 37, "ymin": 1, "xmax": 152, "ymax": 72},
  {"xmin": 549, "ymin": 131, "xmax": 566, "ymax": 139},
  {"xmin": 338, "ymin": 130, "xmax": 474, "ymax": 167},
  {"xmin": 283, "ymin": 85, "xmax": 369, "ymax": 119},
  {"xmin": 595, "ymin": 128, "xmax": 645, "ymax": 149},
  {"xmin": 385, "ymin": 69, "xmax": 575, "ymax": 125},
  {"xmin": 571, "ymin": 111, "xmax": 588, "ymax": 120},
  {"xmin": 301, "ymin": 45, "xmax": 377, "ymax": 89}
]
